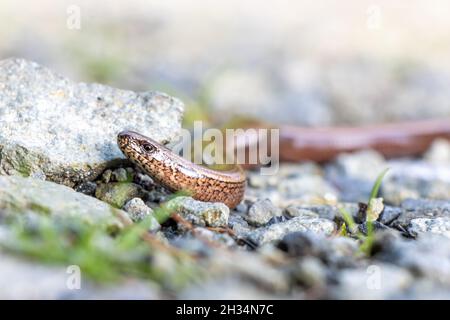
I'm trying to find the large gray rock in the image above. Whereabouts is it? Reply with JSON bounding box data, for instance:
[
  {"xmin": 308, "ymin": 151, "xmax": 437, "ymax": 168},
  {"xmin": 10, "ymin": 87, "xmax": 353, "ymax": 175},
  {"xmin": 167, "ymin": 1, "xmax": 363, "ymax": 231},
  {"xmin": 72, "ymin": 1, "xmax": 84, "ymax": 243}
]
[
  {"xmin": 0, "ymin": 175, "xmax": 130, "ymax": 228},
  {"xmin": 0, "ymin": 58, "xmax": 184, "ymax": 186}
]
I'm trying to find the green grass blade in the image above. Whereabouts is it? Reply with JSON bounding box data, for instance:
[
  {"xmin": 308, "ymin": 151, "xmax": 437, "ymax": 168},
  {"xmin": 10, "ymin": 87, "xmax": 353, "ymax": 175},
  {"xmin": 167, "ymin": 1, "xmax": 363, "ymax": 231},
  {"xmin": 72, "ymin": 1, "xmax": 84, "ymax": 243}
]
[
  {"xmin": 368, "ymin": 168, "xmax": 389, "ymax": 203},
  {"xmin": 338, "ymin": 207, "xmax": 356, "ymax": 231}
]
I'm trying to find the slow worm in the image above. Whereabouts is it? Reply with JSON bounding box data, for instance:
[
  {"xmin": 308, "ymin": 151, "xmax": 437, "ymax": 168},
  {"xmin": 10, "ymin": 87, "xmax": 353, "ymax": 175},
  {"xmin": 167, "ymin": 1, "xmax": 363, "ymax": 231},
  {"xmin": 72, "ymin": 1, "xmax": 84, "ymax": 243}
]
[
  {"xmin": 117, "ymin": 131, "xmax": 246, "ymax": 208},
  {"xmin": 118, "ymin": 118, "xmax": 450, "ymax": 208}
]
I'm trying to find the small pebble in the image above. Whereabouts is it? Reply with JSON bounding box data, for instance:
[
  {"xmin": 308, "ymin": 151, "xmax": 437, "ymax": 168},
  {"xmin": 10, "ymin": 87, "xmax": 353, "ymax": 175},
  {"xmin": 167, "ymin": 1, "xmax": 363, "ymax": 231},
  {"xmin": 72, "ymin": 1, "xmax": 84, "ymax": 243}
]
[
  {"xmin": 102, "ymin": 169, "xmax": 112, "ymax": 183},
  {"xmin": 165, "ymin": 196, "xmax": 229, "ymax": 227},
  {"xmin": 247, "ymin": 216, "xmax": 335, "ymax": 246},
  {"xmin": 75, "ymin": 181, "xmax": 97, "ymax": 196},
  {"xmin": 112, "ymin": 168, "xmax": 129, "ymax": 182},
  {"xmin": 246, "ymin": 199, "xmax": 282, "ymax": 226},
  {"xmin": 123, "ymin": 197, "xmax": 160, "ymax": 231}
]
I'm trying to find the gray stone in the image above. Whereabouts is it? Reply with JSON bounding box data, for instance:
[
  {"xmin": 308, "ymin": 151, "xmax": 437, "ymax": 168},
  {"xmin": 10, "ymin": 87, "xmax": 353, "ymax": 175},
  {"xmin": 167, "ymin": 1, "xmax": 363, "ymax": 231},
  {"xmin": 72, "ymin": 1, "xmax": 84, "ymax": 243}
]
[
  {"xmin": 166, "ymin": 196, "xmax": 229, "ymax": 227},
  {"xmin": 170, "ymin": 235, "xmax": 213, "ymax": 256},
  {"xmin": 112, "ymin": 168, "xmax": 130, "ymax": 182},
  {"xmin": 277, "ymin": 231, "xmax": 359, "ymax": 268},
  {"xmin": 0, "ymin": 58, "xmax": 184, "ymax": 187},
  {"xmin": 74, "ymin": 181, "xmax": 97, "ymax": 196},
  {"xmin": 358, "ymin": 221, "xmax": 390, "ymax": 236},
  {"xmin": 266, "ymin": 215, "xmax": 290, "ymax": 226},
  {"xmin": 0, "ymin": 175, "xmax": 130, "ymax": 228},
  {"xmin": 133, "ymin": 172, "xmax": 155, "ymax": 189},
  {"xmin": 192, "ymin": 227, "xmax": 236, "ymax": 247},
  {"xmin": 122, "ymin": 198, "xmax": 160, "ymax": 231},
  {"xmin": 291, "ymin": 257, "xmax": 328, "ymax": 288},
  {"xmin": 247, "ymin": 216, "xmax": 335, "ymax": 246},
  {"xmin": 244, "ymin": 188, "xmax": 282, "ymax": 207},
  {"xmin": 378, "ymin": 206, "xmax": 402, "ymax": 225},
  {"xmin": 102, "ymin": 170, "xmax": 113, "ymax": 183},
  {"xmin": 228, "ymin": 214, "xmax": 252, "ymax": 238},
  {"xmin": 245, "ymin": 199, "xmax": 282, "ymax": 226},
  {"xmin": 407, "ymin": 217, "xmax": 450, "ymax": 238},
  {"xmin": 293, "ymin": 203, "xmax": 360, "ymax": 222},
  {"xmin": 245, "ymin": 165, "xmax": 334, "ymax": 208},
  {"xmin": 382, "ymin": 161, "xmax": 450, "ymax": 205},
  {"xmin": 393, "ymin": 198, "xmax": 450, "ymax": 229},
  {"xmin": 325, "ymin": 237, "xmax": 360, "ymax": 267},
  {"xmin": 234, "ymin": 202, "xmax": 249, "ymax": 213},
  {"xmin": 95, "ymin": 182, "xmax": 146, "ymax": 209},
  {"xmin": 285, "ymin": 206, "xmax": 320, "ymax": 219}
]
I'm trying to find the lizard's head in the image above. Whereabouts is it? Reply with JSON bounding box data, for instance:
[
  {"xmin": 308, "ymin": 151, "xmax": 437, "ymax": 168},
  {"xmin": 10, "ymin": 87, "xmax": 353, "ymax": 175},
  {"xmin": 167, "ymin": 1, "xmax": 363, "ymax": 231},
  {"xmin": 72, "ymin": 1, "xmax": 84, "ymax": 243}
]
[{"xmin": 117, "ymin": 130, "xmax": 159, "ymax": 160}]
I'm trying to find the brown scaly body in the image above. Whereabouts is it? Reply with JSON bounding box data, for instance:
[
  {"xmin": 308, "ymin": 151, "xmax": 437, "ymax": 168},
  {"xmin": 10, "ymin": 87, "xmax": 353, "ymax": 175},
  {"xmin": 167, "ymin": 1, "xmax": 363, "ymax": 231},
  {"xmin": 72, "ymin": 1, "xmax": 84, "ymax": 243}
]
[{"xmin": 117, "ymin": 130, "xmax": 246, "ymax": 208}]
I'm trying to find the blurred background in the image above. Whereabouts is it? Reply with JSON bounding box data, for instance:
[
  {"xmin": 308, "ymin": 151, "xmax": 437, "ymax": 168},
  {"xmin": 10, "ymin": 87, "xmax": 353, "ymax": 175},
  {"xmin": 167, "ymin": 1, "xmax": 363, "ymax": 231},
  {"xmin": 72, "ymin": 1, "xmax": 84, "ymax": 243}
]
[{"xmin": 1, "ymin": 0, "xmax": 450, "ymax": 128}]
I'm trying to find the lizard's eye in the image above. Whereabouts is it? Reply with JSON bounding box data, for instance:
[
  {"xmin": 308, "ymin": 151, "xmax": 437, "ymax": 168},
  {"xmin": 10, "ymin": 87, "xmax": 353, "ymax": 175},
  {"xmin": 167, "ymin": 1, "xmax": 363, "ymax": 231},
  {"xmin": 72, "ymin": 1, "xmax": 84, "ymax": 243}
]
[{"xmin": 142, "ymin": 143, "xmax": 156, "ymax": 153}]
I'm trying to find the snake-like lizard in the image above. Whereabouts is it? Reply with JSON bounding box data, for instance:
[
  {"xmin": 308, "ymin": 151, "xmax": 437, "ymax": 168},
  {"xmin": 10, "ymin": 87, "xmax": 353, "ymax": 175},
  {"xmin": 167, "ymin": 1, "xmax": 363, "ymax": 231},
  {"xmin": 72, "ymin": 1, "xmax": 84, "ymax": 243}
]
[
  {"xmin": 118, "ymin": 118, "xmax": 450, "ymax": 209},
  {"xmin": 117, "ymin": 130, "xmax": 246, "ymax": 209}
]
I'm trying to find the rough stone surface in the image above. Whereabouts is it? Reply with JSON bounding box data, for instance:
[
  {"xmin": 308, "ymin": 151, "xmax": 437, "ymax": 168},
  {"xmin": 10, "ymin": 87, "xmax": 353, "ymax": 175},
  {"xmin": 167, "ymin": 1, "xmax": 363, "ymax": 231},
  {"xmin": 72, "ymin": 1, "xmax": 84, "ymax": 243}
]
[
  {"xmin": 291, "ymin": 257, "xmax": 328, "ymax": 288},
  {"xmin": 407, "ymin": 217, "xmax": 450, "ymax": 238},
  {"xmin": 378, "ymin": 206, "xmax": 402, "ymax": 225},
  {"xmin": 166, "ymin": 196, "xmax": 230, "ymax": 227},
  {"xmin": 245, "ymin": 199, "xmax": 282, "ymax": 226},
  {"xmin": 392, "ymin": 198, "xmax": 450, "ymax": 229},
  {"xmin": 0, "ymin": 58, "xmax": 184, "ymax": 187},
  {"xmin": 247, "ymin": 216, "xmax": 335, "ymax": 246},
  {"xmin": 277, "ymin": 231, "xmax": 359, "ymax": 268},
  {"xmin": 227, "ymin": 214, "xmax": 251, "ymax": 238},
  {"xmin": 192, "ymin": 227, "xmax": 236, "ymax": 247},
  {"xmin": 123, "ymin": 198, "xmax": 160, "ymax": 231},
  {"xmin": 285, "ymin": 206, "xmax": 327, "ymax": 220},
  {"xmin": 95, "ymin": 182, "xmax": 146, "ymax": 208},
  {"xmin": 112, "ymin": 168, "xmax": 130, "ymax": 182},
  {"xmin": 382, "ymin": 161, "xmax": 450, "ymax": 204},
  {"xmin": 0, "ymin": 175, "xmax": 129, "ymax": 228},
  {"xmin": 74, "ymin": 181, "xmax": 97, "ymax": 196}
]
